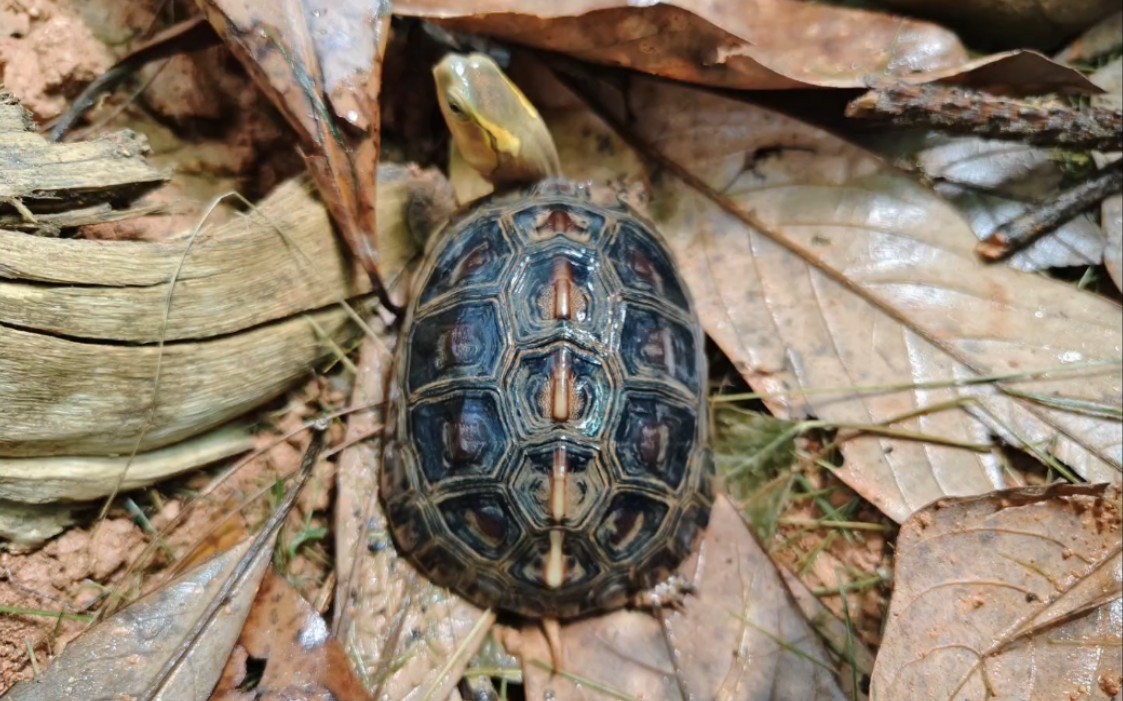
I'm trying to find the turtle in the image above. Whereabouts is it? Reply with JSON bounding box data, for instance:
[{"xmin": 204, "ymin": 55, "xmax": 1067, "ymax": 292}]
[{"xmin": 381, "ymin": 52, "xmax": 713, "ymax": 621}]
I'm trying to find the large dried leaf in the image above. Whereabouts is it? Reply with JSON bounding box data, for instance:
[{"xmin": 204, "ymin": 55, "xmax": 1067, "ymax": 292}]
[
  {"xmin": 395, "ymin": 0, "xmax": 1098, "ymax": 93},
  {"xmin": 3, "ymin": 517, "xmax": 275, "ymax": 701},
  {"xmin": 2, "ymin": 433, "xmax": 323, "ymax": 699},
  {"xmin": 871, "ymin": 483, "xmax": 1122, "ymax": 701},
  {"xmin": 514, "ymin": 496, "xmax": 846, "ymax": 700},
  {"xmin": 333, "ymin": 337, "xmax": 493, "ymax": 700},
  {"xmin": 197, "ymin": 0, "xmax": 391, "ymax": 282},
  {"xmin": 527, "ymin": 66, "xmax": 1121, "ymax": 522}
]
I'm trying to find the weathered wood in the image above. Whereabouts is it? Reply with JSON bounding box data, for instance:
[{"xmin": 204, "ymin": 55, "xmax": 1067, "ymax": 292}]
[
  {"xmin": 0, "ymin": 424, "xmax": 255, "ymax": 503},
  {"xmin": 0, "ymin": 93, "xmax": 167, "ymax": 210},
  {"xmin": 0, "ymin": 180, "xmax": 370, "ymax": 341},
  {"xmin": 1, "ymin": 301, "xmax": 368, "ymax": 458}
]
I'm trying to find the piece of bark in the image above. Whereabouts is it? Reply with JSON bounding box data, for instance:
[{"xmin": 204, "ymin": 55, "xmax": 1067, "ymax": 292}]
[
  {"xmin": 0, "ymin": 93, "xmax": 166, "ymax": 214},
  {"xmin": 978, "ymin": 161, "xmax": 1123, "ymax": 261},
  {"xmin": 1, "ymin": 180, "xmax": 370, "ymax": 343},
  {"xmin": 0, "ymin": 423, "xmax": 254, "ymax": 503},
  {"xmin": 1, "ymin": 178, "xmax": 375, "ymax": 459},
  {"xmin": 846, "ymin": 83, "xmax": 1122, "ymax": 152}
]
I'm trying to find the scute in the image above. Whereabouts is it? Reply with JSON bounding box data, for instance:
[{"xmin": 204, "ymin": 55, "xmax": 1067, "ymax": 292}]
[
  {"xmin": 418, "ymin": 213, "xmax": 513, "ymax": 305},
  {"xmin": 613, "ymin": 392, "xmax": 697, "ymax": 489},
  {"xmin": 384, "ymin": 180, "xmax": 712, "ymax": 618},
  {"xmin": 407, "ymin": 301, "xmax": 505, "ymax": 393},
  {"xmin": 607, "ymin": 221, "xmax": 690, "ymax": 311},
  {"xmin": 408, "ymin": 392, "xmax": 510, "ymax": 483}
]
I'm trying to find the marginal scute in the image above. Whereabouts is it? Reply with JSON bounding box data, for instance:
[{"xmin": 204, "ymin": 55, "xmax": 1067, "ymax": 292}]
[{"xmin": 384, "ymin": 184, "xmax": 712, "ymax": 618}]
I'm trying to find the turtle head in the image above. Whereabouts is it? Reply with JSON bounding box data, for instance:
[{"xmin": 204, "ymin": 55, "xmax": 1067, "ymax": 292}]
[{"xmin": 433, "ymin": 52, "xmax": 561, "ymax": 188}]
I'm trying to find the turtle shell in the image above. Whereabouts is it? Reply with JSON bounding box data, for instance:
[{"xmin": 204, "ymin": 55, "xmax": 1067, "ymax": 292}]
[{"xmin": 382, "ymin": 179, "xmax": 713, "ymax": 618}]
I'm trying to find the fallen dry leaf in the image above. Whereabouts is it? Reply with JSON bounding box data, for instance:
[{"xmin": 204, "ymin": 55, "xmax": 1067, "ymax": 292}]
[
  {"xmin": 513, "ymin": 496, "xmax": 847, "ymax": 700},
  {"xmin": 1, "ymin": 432, "xmax": 324, "ymax": 700},
  {"xmin": 333, "ymin": 336, "xmax": 494, "ymax": 700},
  {"xmin": 212, "ymin": 569, "xmax": 373, "ymax": 701},
  {"xmin": 197, "ymin": 0, "xmax": 391, "ymax": 285},
  {"xmin": 395, "ymin": 0, "xmax": 1098, "ymax": 93},
  {"xmin": 529, "ymin": 65, "xmax": 1121, "ymax": 523},
  {"xmin": 3, "ymin": 519, "xmax": 274, "ymax": 701},
  {"xmin": 871, "ymin": 483, "xmax": 1122, "ymax": 701},
  {"xmin": 874, "ymin": 0, "xmax": 1118, "ymax": 50}
]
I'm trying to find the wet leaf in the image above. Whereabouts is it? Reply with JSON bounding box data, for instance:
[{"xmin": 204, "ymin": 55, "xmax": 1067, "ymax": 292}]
[
  {"xmin": 4, "ymin": 521, "xmax": 274, "ymax": 701},
  {"xmin": 197, "ymin": 0, "xmax": 391, "ymax": 283},
  {"xmin": 513, "ymin": 496, "xmax": 847, "ymax": 700},
  {"xmin": 863, "ymin": 133, "xmax": 1106, "ymax": 273},
  {"xmin": 526, "ymin": 65, "xmax": 1121, "ymax": 522},
  {"xmin": 1053, "ymin": 11, "xmax": 1123, "ymax": 66},
  {"xmin": 333, "ymin": 338, "xmax": 493, "ymax": 700},
  {"xmin": 1089, "ymin": 57, "xmax": 1122, "ymax": 293},
  {"xmin": 871, "ymin": 483, "xmax": 1122, "ymax": 701},
  {"xmin": 780, "ymin": 568, "xmax": 876, "ymax": 697},
  {"xmin": 395, "ymin": 0, "xmax": 1098, "ymax": 93},
  {"xmin": 934, "ymin": 184, "xmax": 1104, "ymax": 272},
  {"xmin": 212, "ymin": 570, "xmax": 373, "ymax": 701}
]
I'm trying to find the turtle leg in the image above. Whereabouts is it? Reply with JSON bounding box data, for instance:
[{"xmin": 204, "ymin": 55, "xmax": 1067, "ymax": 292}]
[
  {"xmin": 631, "ymin": 572, "xmax": 696, "ymax": 612},
  {"xmin": 541, "ymin": 616, "xmax": 566, "ymax": 673}
]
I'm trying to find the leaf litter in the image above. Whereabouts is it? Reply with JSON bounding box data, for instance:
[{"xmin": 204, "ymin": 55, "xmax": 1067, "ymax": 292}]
[
  {"xmin": 2, "ymin": 0, "xmax": 1122, "ymax": 699},
  {"xmin": 394, "ymin": 0, "xmax": 1100, "ymax": 93},
  {"xmin": 517, "ymin": 58, "xmax": 1121, "ymax": 521}
]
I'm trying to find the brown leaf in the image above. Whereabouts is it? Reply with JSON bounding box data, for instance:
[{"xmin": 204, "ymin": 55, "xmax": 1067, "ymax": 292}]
[
  {"xmin": 874, "ymin": 0, "xmax": 1119, "ymax": 51},
  {"xmin": 871, "ymin": 483, "xmax": 1122, "ymax": 701},
  {"xmin": 2, "ymin": 433, "xmax": 324, "ymax": 700},
  {"xmin": 197, "ymin": 0, "xmax": 391, "ymax": 283},
  {"xmin": 532, "ymin": 67, "xmax": 1121, "ymax": 522},
  {"xmin": 333, "ymin": 337, "xmax": 494, "ymax": 700},
  {"xmin": 513, "ymin": 496, "xmax": 847, "ymax": 700},
  {"xmin": 779, "ymin": 567, "xmax": 876, "ymax": 693},
  {"xmin": 395, "ymin": 0, "xmax": 1098, "ymax": 93},
  {"xmin": 3, "ymin": 524, "xmax": 274, "ymax": 701},
  {"xmin": 212, "ymin": 570, "xmax": 373, "ymax": 701}
]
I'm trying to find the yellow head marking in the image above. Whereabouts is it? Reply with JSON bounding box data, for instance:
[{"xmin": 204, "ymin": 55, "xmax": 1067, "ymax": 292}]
[{"xmin": 434, "ymin": 52, "xmax": 561, "ymax": 187}]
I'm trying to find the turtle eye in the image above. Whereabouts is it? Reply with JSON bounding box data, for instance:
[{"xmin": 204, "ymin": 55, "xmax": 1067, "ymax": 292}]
[{"xmin": 446, "ymin": 98, "xmax": 468, "ymax": 119}]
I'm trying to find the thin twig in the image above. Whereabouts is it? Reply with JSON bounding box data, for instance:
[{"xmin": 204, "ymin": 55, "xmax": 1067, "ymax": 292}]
[{"xmin": 977, "ymin": 160, "xmax": 1123, "ymax": 261}]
